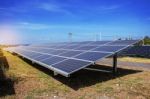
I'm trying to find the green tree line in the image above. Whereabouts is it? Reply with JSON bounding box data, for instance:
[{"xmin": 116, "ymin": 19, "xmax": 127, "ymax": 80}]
[{"xmin": 144, "ymin": 36, "xmax": 150, "ymax": 45}]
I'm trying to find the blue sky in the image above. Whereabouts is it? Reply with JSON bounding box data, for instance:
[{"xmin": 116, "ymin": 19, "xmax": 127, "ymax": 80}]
[{"xmin": 0, "ymin": 0, "xmax": 150, "ymax": 44}]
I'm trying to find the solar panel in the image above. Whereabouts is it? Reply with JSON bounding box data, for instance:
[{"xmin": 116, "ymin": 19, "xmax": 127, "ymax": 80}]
[
  {"xmin": 5, "ymin": 40, "xmax": 140, "ymax": 77},
  {"xmin": 41, "ymin": 56, "xmax": 66, "ymax": 65},
  {"xmin": 33, "ymin": 54, "xmax": 53, "ymax": 61},
  {"xmin": 62, "ymin": 45, "xmax": 81, "ymax": 49},
  {"xmin": 90, "ymin": 41, "xmax": 111, "ymax": 45},
  {"xmin": 36, "ymin": 49, "xmax": 55, "ymax": 53},
  {"xmin": 78, "ymin": 41, "xmax": 93, "ymax": 45},
  {"xmin": 107, "ymin": 40, "xmax": 138, "ymax": 45},
  {"xmin": 47, "ymin": 50, "xmax": 67, "ymax": 55},
  {"xmin": 74, "ymin": 52, "xmax": 110, "ymax": 61},
  {"xmin": 52, "ymin": 59, "xmax": 91, "ymax": 73},
  {"xmin": 74, "ymin": 45, "xmax": 98, "ymax": 50},
  {"xmin": 92, "ymin": 45, "xmax": 126, "ymax": 52},
  {"xmin": 59, "ymin": 50, "xmax": 83, "ymax": 57},
  {"xmin": 27, "ymin": 53, "xmax": 43, "ymax": 58},
  {"xmin": 15, "ymin": 49, "xmax": 43, "ymax": 58},
  {"xmin": 53, "ymin": 45, "xmax": 68, "ymax": 49},
  {"xmin": 24, "ymin": 47, "xmax": 43, "ymax": 52}
]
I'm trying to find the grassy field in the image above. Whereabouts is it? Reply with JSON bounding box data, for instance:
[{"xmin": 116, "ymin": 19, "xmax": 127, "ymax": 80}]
[
  {"xmin": 0, "ymin": 51, "xmax": 150, "ymax": 99},
  {"xmin": 118, "ymin": 57, "xmax": 150, "ymax": 64}
]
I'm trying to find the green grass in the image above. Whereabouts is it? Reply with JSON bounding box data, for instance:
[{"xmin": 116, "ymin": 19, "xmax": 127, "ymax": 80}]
[
  {"xmin": 144, "ymin": 37, "xmax": 150, "ymax": 45},
  {"xmin": 1, "ymin": 51, "xmax": 150, "ymax": 99}
]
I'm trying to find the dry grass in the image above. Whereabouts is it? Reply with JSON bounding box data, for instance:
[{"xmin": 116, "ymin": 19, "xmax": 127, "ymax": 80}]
[
  {"xmin": 0, "ymin": 51, "xmax": 150, "ymax": 99},
  {"xmin": 118, "ymin": 57, "xmax": 150, "ymax": 64}
]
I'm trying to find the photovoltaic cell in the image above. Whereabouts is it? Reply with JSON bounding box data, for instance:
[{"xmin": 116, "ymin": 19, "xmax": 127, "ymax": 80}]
[
  {"xmin": 62, "ymin": 45, "xmax": 81, "ymax": 49},
  {"xmin": 74, "ymin": 45, "xmax": 98, "ymax": 50},
  {"xmin": 90, "ymin": 41, "xmax": 111, "ymax": 45},
  {"xmin": 48, "ymin": 50, "xmax": 68, "ymax": 55},
  {"xmin": 107, "ymin": 40, "xmax": 138, "ymax": 46},
  {"xmin": 24, "ymin": 47, "xmax": 43, "ymax": 52},
  {"xmin": 78, "ymin": 41, "xmax": 93, "ymax": 45},
  {"xmin": 92, "ymin": 45, "xmax": 126, "ymax": 52},
  {"xmin": 33, "ymin": 54, "xmax": 53, "ymax": 61},
  {"xmin": 27, "ymin": 53, "xmax": 43, "ymax": 58},
  {"xmin": 15, "ymin": 50, "xmax": 31, "ymax": 55},
  {"xmin": 41, "ymin": 56, "xmax": 66, "ymax": 65},
  {"xmin": 52, "ymin": 59, "xmax": 91, "ymax": 73},
  {"xmin": 6, "ymin": 40, "xmax": 139, "ymax": 77},
  {"xmin": 39, "ymin": 49, "xmax": 56, "ymax": 53},
  {"xmin": 15, "ymin": 50, "xmax": 43, "ymax": 58},
  {"xmin": 59, "ymin": 50, "xmax": 83, "ymax": 57},
  {"xmin": 74, "ymin": 52, "xmax": 110, "ymax": 61},
  {"xmin": 47, "ymin": 45, "xmax": 58, "ymax": 48},
  {"xmin": 53, "ymin": 45, "xmax": 68, "ymax": 49}
]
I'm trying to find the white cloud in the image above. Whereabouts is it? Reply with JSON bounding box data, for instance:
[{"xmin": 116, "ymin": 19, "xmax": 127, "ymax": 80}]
[
  {"xmin": 11, "ymin": 22, "xmax": 100, "ymax": 30},
  {"xmin": 16, "ymin": 22, "xmax": 52, "ymax": 30},
  {"xmin": 38, "ymin": 3, "xmax": 71, "ymax": 15}
]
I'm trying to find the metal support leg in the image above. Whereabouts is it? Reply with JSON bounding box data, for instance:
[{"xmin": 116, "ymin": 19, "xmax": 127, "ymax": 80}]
[
  {"xmin": 113, "ymin": 53, "xmax": 117, "ymax": 75},
  {"xmin": 84, "ymin": 68, "xmax": 112, "ymax": 73}
]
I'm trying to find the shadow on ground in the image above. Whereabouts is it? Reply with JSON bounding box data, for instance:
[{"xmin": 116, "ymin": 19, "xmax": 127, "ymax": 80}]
[
  {"xmin": 0, "ymin": 49, "xmax": 15, "ymax": 97},
  {"xmin": 20, "ymin": 55, "xmax": 142, "ymax": 91}
]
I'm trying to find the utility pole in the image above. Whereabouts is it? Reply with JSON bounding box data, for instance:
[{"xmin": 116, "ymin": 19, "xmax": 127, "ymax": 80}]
[
  {"xmin": 96, "ymin": 33, "xmax": 99, "ymax": 41},
  {"xmin": 142, "ymin": 36, "xmax": 145, "ymax": 46},
  {"xmin": 99, "ymin": 32, "xmax": 102, "ymax": 41}
]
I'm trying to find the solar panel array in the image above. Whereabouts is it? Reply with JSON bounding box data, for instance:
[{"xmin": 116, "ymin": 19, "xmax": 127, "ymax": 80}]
[
  {"xmin": 122, "ymin": 46, "xmax": 150, "ymax": 58},
  {"xmin": 5, "ymin": 40, "xmax": 139, "ymax": 77}
]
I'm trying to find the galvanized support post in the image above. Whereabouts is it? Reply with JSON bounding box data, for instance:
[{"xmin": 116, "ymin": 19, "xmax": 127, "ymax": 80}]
[
  {"xmin": 142, "ymin": 39, "xmax": 145, "ymax": 46},
  {"xmin": 113, "ymin": 53, "xmax": 118, "ymax": 75}
]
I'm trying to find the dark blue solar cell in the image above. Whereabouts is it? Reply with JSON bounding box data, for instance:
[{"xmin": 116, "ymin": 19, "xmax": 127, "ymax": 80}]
[
  {"xmin": 37, "ymin": 45, "xmax": 57, "ymax": 48},
  {"xmin": 74, "ymin": 52, "xmax": 110, "ymax": 61},
  {"xmin": 49, "ymin": 50, "xmax": 68, "ymax": 55},
  {"xmin": 90, "ymin": 41, "xmax": 111, "ymax": 45},
  {"xmin": 39, "ymin": 49, "xmax": 56, "ymax": 53},
  {"xmin": 47, "ymin": 45, "xmax": 58, "ymax": 48},
  {"xmin": 63, "ymin": 45, "xmax": 81, "ymax": 49},
  {"xmin": 21, "ymin": 47, "xmax": 43, "ymax": 52},
  {"xmin": 41, "ymin": 56, "xmax": 66, "ymax": 65},
  {"xmin": 25, "ymin": 47, "xmax": 43, "ymax": 52},
  {"xmin": 59, "ymin": 50, "xmax": 83, "ymax": 57},
  {"xmin": 27, "ymin": 53, "xmax": 43, "ymax": 58},
  {"xmin": 17, "ymin": 50, "xmax": 42, "ymax": 58},
  {"xmin": 92, "ymin": 46, "xmax": 126, "ymax": 52},
  {"xmin": 52, "ymin": 59, "xmax": 92, "ymax": 73},
  {"xmin": 15, "ymin": 50, "xmax": 30, "ymax": 55},
  {"xmin": 53, "ymin": 45, "xmax": 69, "ymax": 49},
  {"xmin": 33, "ymin": 54, "xmax": 53, "ymax": 61},
  {"xmin": 67, "ymin": 42, "xmax": 78, "ymax": 44},
  {"xmin": 123, "ymin": 46, "xmax": 150, "ymax": 57},
  {"xmin": 107, "ymin": 40, "xmax": 139, "ymax": 45},
  {"xmin": 79, "ymin": 41, "xmax": 93, "ymax": 45},
  {"xmin": 15, "ymin": 49, "xmax": 27, "ymax": 54},
  {"xmin": 74, "ymin": 45, "xmax": 98, "ymax": 50},
  {"xmin": 53, "ymin": 45, "xmax": 68, "ymax": 49}
]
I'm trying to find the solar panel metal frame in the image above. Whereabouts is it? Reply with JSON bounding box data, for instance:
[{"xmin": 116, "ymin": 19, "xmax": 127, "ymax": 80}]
[
  {"xmin": 93, "ymin": 39, "xmax": 142, "ymax": 62},
  {"xmin": 5, "ymin": 39, "xmax": 141, "ymax": 77},
  {"xmin": 4, "ymin": 41, "xmax": 113, "ymax": 77},
  {"xmin": 12, "ymin": 50, "xmax": 71, "ymax": 77}
]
